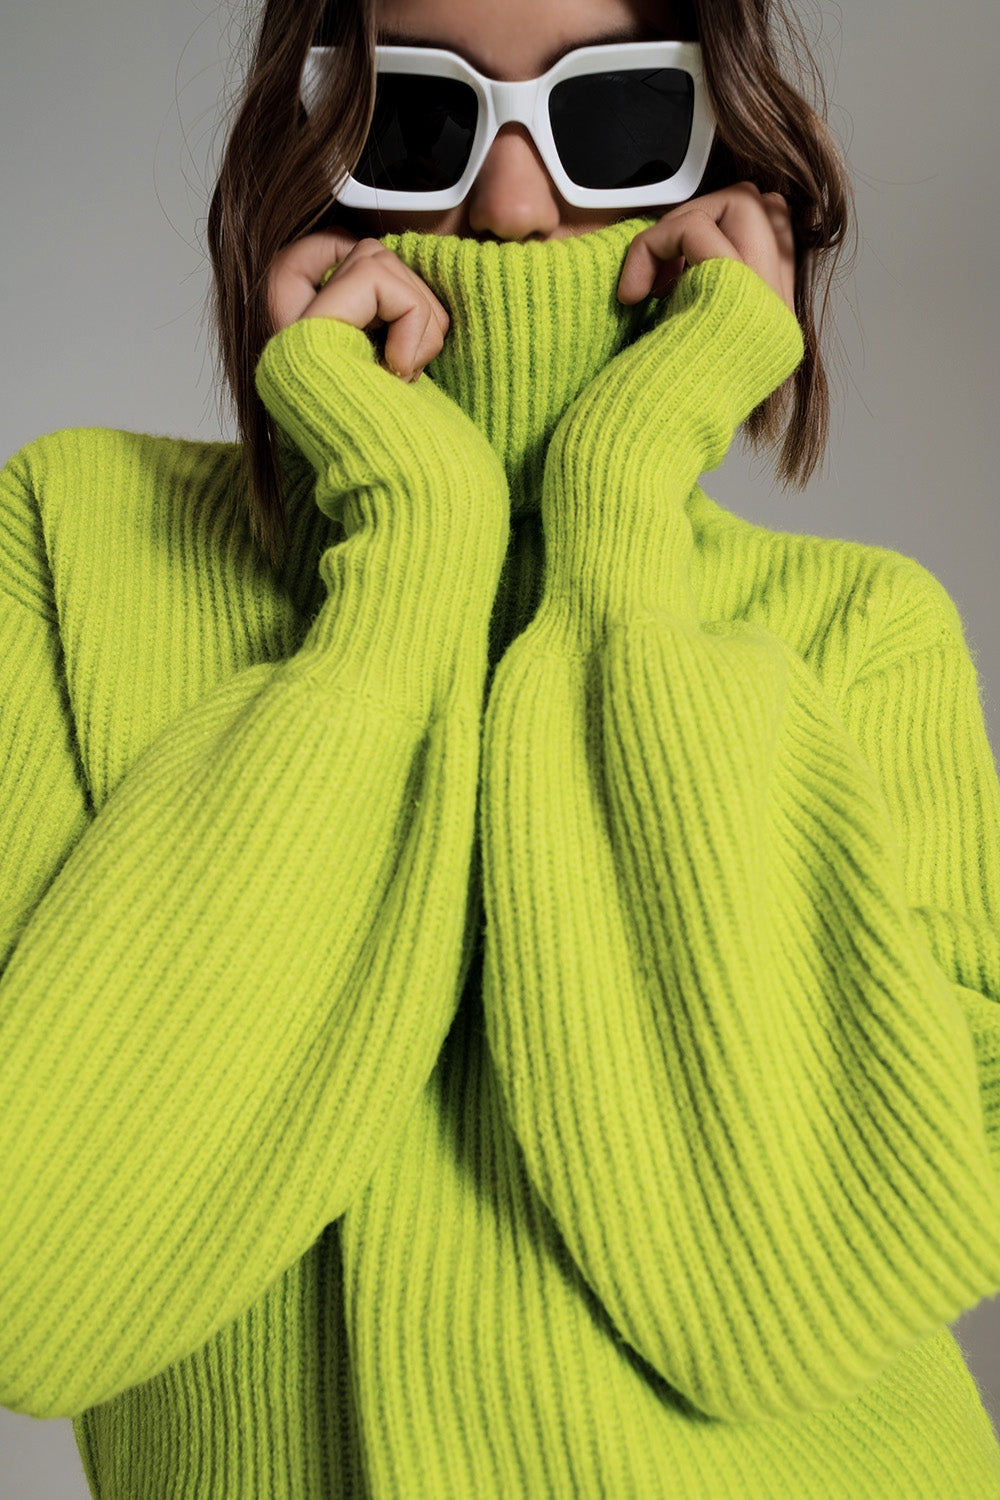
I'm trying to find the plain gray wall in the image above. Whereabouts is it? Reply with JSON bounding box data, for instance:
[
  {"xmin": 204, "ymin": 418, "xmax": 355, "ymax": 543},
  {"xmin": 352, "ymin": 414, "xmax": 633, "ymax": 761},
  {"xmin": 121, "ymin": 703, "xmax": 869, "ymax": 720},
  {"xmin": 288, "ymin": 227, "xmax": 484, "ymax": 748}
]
[{"xmin": 2, "ymin": 0, "xmax": 998, "ymax": 1494}]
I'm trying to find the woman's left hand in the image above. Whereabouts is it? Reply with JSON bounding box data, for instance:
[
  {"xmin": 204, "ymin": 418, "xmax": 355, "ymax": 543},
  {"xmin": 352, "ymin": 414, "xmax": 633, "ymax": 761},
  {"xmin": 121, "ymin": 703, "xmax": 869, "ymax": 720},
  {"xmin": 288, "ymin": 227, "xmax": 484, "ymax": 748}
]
[
  {"xmin": 617, "ymin": 182, "xmax": 796, "ymax": 314},
  {"xmin": 538, "ymin": 187, "xmax": 804, "ymax": 630}
]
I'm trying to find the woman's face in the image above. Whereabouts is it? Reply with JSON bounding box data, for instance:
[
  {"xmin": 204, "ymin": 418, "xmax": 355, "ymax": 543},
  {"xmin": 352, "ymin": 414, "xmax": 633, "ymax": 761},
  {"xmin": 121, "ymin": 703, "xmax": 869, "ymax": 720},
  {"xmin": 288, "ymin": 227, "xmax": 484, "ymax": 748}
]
[{"xmin": 340, "ymin": 0, "xmax": 691, "ymax": 242}]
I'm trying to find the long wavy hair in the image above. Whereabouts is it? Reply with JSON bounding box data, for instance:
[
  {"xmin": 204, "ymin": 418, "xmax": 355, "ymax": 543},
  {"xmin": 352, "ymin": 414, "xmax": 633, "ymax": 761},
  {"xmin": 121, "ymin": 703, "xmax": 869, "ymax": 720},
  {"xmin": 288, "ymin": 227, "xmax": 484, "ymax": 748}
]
[{"xmin": 207, "ymin": 0, "xmax": 854, "ymax": 559}]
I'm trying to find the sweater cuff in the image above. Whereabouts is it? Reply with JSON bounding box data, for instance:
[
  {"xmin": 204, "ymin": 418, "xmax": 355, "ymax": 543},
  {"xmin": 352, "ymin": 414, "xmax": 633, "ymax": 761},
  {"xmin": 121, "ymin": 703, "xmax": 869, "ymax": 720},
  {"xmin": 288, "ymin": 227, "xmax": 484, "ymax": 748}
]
[
  {"xmin": 651, "ymin": 257, "xmax": 805, "ymax": 467},
  {"xmin": 256, "ymin": 316, "xmax": 510, "ymax": 712},
  {"xmin": 537, "ymin": 259, "xmax": 804, "ymax": 638}
]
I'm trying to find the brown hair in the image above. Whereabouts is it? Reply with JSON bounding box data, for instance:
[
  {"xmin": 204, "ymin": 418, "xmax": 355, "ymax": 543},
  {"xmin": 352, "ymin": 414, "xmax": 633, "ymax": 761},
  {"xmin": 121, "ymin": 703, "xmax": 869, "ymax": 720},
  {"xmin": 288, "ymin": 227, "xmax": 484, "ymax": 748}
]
[{"xmin": 206, "ymin": 0, "xmax": 854, "ymax": 560}]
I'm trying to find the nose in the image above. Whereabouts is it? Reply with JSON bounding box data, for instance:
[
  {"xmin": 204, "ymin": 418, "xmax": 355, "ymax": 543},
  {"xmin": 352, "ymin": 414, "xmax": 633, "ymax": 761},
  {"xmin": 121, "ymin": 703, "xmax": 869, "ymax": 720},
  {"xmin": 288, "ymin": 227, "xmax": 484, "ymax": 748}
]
[{"xmin": 465, "ymin": 123, "xmax": 562, "ymax": 242}]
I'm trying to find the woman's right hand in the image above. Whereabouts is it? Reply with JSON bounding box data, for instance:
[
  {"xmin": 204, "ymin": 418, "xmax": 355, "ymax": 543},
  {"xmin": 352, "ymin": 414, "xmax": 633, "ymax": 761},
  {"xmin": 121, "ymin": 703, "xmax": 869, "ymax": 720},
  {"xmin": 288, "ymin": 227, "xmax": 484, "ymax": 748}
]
[
  {"xmin": 258, "ymin": 223, "xmax": 510, "ymax": 657},
  {"xmin": 267, "ymin": 229, "xmax": 450, "ymax": 383}
]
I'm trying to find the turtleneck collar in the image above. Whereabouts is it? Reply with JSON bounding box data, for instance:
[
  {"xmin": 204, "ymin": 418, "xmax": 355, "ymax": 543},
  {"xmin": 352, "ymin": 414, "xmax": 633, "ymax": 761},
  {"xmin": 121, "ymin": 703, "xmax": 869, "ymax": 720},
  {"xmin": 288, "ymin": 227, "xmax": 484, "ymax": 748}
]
[
  {"xmin": 377, "ymin": 216, "xmax": 662, "ymax": 516},
  {"xmin": 275, "ymin": 217, "xmax": 665, "ymax": 519}
]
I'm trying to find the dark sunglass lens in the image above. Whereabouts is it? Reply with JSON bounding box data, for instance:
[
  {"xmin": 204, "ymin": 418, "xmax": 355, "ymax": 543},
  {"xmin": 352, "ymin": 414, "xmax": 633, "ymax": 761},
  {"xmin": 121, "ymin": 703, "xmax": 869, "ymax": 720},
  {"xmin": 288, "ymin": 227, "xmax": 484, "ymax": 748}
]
[
  {"xmin": 354, "ymin": 73, "xmax": 478, "ymax": 191},
  {"xmin": 549, "ymin": 69, "xmax": 694, "ymax": 190}
]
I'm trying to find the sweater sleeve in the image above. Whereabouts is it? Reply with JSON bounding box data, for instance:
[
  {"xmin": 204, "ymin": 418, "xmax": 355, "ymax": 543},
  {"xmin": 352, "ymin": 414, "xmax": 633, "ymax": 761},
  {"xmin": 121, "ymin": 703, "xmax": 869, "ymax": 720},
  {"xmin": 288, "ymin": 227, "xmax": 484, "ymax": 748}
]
[
  {"xmin": 0, "ymin": 317, "xmax": 509, "ymax": 1419},
  {"xmin": 479, "ymin": 258, "xmax": 1000, "ymax": 1424},
  {"xmin": 838, "ymin": 585, "xmax": 1000, "ymax": 1178}
]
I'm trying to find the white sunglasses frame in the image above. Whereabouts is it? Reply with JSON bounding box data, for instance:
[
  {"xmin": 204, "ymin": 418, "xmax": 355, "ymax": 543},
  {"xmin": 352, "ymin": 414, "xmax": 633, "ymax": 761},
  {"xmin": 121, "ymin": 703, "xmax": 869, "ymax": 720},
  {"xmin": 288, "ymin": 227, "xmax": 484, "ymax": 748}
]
[{"xmin": 300, "ymin": 41, "xmax": 717, "ymax": 211}]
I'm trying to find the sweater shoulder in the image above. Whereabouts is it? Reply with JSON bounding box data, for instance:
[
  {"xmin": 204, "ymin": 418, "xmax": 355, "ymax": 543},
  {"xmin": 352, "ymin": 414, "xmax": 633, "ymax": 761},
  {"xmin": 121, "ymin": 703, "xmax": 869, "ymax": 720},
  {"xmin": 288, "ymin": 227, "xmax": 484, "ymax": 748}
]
[
  {"xmin": 0, "ymin": 426, "xmax": 333, "ymax": 810},
  {"xmin": 1, "ymin": 423, "xmax": 327, "ymax": 621},
  {"xmin": 4, "ymin": 424, "xmax": 245, "ymax": 539},
  {"xmin": 1, "ymin": 426, "xmax": 243, "ymax": 597},
  {"xmin": 15, "ymin": 423, "xmax": 240, "ymax": 477},
  {"xmin": 688, "ymin": 486, "xmax": 970, "ymax": 691}
]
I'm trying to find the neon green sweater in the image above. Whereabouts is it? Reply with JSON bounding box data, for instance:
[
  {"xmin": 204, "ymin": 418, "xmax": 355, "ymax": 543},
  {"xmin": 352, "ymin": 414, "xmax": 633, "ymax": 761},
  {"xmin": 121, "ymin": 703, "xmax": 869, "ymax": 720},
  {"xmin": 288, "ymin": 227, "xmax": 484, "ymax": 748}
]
[{"xmin": 2, "ymin": 217, "xmax": 1000, "ymax": 1497}]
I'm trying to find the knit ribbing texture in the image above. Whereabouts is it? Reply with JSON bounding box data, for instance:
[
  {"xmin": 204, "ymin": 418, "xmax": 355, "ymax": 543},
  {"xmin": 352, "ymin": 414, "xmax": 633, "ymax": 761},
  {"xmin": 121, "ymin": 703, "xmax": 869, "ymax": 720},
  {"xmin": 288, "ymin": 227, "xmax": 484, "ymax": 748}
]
[
  {"xmin": 324, "ymin": 214, "xmax": 663, "ymax": 515},
  {"xmin": 0, "ymin": 220, "xmax": 999, "ymax": 1498}
]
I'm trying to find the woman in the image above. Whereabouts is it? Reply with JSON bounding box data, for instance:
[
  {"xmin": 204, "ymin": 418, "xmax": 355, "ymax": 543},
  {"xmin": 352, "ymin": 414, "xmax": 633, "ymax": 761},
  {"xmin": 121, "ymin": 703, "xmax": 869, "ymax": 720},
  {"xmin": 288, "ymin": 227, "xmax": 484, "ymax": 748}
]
[{"xmin": 1, "ymin": 0, "xmax": 999, "ymax": 1494}]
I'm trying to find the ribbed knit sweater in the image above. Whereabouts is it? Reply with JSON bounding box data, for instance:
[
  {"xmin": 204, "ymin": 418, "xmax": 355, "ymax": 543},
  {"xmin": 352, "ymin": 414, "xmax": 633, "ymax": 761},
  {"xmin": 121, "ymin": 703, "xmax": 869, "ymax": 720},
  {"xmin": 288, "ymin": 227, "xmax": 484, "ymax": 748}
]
[{"xmin": 1, "ymin": 216, "xmax": 1000, "ymax": 1498}]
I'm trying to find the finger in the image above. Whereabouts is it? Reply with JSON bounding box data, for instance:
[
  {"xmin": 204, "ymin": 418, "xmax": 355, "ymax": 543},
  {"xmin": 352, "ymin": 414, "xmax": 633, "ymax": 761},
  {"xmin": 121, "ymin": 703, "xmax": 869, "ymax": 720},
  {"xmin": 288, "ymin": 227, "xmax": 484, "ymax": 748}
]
[
  {"xmin": 618, "ymin": 209, "xmax": 740, "ymax": 303},
  {"xmin": 716, "ymin": 187, "xmax": 782, "ymax": 282},
  {"xmin": 267, "ymin": 230, "xmax": 363, "ymax": 330},
  {"xmin": 714, "ymin": 187, "xmax": 796, "ymax": 311},
  {"xmin": 303, "ymin": 254, "xmax": 416, "ymax": 333},
  {"xmin": 383, "ymin": 303, "xmax": 436, "ymax": 380},
  {"xmin": 269, "ymin": 236, "xmax": 450, "ymax": 377},
  {"xmin": 305, "ymin": 259, "xmax": 441, "ymax": 377},
  {"xmin": 648, "ymin": 254, "xmax": 687, "ymax": 300},
  {"xmin": 619, "ymin": 183, "xmax": 798, "ymax": 311},
  {"xmin": 342, "ymin": 250, "xmax": 451, "ymax": 344},
  {"xmin": 760, "ymin": 192, "xmax": 797, "ymax": 312},
  {"xmin": 411, "ymin": 282, "xmax": 451, "ymax": 343},
  {"xmin": 306, "ymin": 237, "xmax": 451, "ymax": 344}
]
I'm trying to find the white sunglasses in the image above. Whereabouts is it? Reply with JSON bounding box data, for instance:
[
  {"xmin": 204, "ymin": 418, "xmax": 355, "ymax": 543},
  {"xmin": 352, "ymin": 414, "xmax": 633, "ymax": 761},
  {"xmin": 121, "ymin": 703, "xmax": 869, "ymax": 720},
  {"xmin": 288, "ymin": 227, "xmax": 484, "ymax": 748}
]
[{"xmin": 300, "ymin": 41, "xmax": 717, "ymax": 211}]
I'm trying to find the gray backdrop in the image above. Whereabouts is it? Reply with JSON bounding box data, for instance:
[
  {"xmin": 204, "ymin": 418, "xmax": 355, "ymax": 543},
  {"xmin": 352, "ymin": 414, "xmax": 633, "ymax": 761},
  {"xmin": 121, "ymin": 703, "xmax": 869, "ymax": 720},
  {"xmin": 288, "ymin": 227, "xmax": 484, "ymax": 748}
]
[{"xmin": 2, "ymin": 0, "xmax": 998, "ymax": 1494}]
